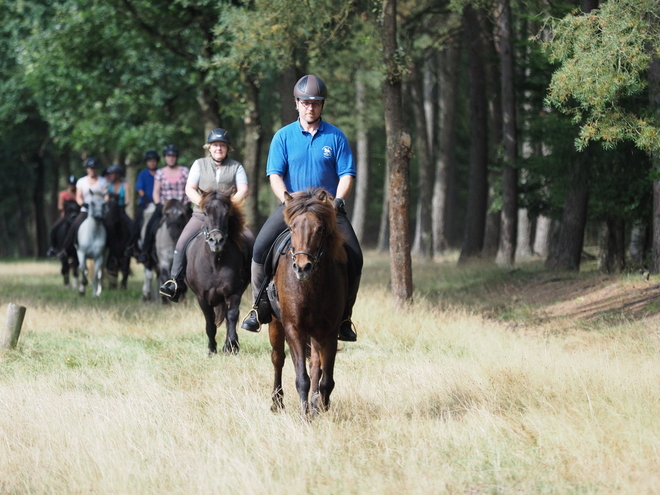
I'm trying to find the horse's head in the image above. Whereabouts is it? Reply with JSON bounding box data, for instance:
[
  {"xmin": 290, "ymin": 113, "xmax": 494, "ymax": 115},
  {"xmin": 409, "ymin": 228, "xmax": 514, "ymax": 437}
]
[
  {"xmin": 199, "ymin": 190, "xmax": 233, "ymax": 254},
  {"xmin": 163, "ymin": 199, "xmax": 187, "ymax": 225},
  {"xmin": 284, "ymin": 188, "xmax": 344, "ymax": 281},
  {"xmin": 103, "ymin": 192, "xmax": 120, "ymax": 222},
  {"xmin": 88, "ymin": 194, "xmax": 107, "ymax": 220}
]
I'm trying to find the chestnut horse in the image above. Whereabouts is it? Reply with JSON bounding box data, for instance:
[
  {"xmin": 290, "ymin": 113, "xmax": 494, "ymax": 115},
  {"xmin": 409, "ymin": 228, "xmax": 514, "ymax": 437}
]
[
  {"xmin": 185, "ymin": 190, "xmax": 253, "ymax": 355},
  {"xmin": 269, "ymin": 188, "xmax": 348, "ymax": 418}
]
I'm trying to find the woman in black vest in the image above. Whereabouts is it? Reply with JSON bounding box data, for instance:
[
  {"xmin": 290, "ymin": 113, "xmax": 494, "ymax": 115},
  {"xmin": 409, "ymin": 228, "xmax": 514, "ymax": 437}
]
[{"xmin": 159, "ymin": 129, "xmax": 251, "ymax": 301}]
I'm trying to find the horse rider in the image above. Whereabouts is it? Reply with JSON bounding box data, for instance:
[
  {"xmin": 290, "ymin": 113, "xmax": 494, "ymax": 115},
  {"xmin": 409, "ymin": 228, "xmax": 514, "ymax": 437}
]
[
  {"xmin": 137, "ymin": 144, "xmax": 189, "ymax": 265},
  {"xmin": 159, "ymin": 128, "xmax": 252, "ymax": 302},
  {"xmin": 106, "ymin": 164, "xmax": 133, "ymax": 229},
  {"xmin": 56, "ymin": 157, "xmax": 109, "ymax": 259},
  {"xmin": 126, "ymin": 149, "xmax": 159, "ymax": 258},
  {"xmin": 240, "ymin": 74, "xmax": 362, "ymax": 342},
  {"xmin": 46, "ymin": 174, "xmax": 79, "ymax": 257}
]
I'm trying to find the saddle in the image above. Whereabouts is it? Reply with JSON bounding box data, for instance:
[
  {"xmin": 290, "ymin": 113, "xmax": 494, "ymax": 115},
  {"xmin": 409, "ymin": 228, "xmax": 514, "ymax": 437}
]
[{"xmin": 261, "ymin": 229, "xmax": 291, "ymax": 321}]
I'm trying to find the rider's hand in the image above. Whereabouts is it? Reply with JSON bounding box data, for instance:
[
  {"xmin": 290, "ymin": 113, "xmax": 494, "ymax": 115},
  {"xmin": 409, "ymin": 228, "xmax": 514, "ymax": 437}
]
[{"xmin": 333, "ymin": 197, "xmax": 345, "ymax": 214}]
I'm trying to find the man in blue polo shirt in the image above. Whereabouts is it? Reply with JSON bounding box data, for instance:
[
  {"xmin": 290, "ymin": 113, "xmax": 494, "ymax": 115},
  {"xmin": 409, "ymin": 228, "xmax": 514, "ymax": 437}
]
[{"xmin": 241, "ymin": 74, "xmax": 362, "ymax": 342}]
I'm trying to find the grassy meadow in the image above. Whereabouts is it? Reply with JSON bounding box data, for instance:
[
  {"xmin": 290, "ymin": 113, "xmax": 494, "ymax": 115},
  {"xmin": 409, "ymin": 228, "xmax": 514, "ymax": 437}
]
[{"xmin": 1, "ymin": 253, "xmax": 659, "ymax": 494}]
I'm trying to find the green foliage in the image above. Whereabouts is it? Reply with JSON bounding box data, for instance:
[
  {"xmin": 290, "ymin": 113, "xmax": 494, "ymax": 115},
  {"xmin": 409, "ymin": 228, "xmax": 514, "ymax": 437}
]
[{"xmin": 543, "ymin": 0, "xmax": 660, "ymax": 153}]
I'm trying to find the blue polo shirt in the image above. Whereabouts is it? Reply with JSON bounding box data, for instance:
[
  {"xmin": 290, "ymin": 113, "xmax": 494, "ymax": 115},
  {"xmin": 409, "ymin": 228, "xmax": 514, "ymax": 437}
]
[
  {"xmin": 266, "ymin": 118, "xmax": 355, "ymax": 196},
  {"xmin": 135, "ymin": 168, "xmax": 155, "ymax": 205}
]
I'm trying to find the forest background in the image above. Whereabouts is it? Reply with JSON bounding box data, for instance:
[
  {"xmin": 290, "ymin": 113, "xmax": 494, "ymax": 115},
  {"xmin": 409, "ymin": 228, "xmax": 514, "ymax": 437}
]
[{"xmin": 1, "ymin": 0, "xmax": 659, "ymax": 296}]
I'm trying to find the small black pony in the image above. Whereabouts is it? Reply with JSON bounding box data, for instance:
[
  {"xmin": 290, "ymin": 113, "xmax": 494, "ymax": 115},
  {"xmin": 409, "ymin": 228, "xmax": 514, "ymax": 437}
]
[
  {"xmin": 50, "ymin": 201, "xmax": 81, "ymax": 287},
  {"xmin": 185, "ymin": 190, "xmax": 253, "ymax": 355},
  {"xmin": 268, "ymin": 188, "xmax": 348, "ymax": 418},
  {"xmin": 103, "ymin": 192, "xmax": 133, "ymax": 290}
]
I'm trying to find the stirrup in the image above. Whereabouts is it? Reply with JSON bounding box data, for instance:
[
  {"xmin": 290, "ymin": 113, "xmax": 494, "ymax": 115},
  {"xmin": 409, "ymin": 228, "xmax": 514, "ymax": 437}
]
[
  {"xmin": 241, "ymin": 307, "xmax": 262, "ymax": 333},
  {"xmin": 159, "ymin": 279, "xmax": 178, "ymax": 298}
]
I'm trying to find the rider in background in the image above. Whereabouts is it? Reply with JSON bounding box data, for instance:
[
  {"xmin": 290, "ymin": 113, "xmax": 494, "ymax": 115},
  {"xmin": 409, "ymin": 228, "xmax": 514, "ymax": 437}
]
[
  {"xmin": 56, "ymin": 157, "xmax": 109, "ymax": 259},
  {"xmin": 127, "ymin": 150, "xmax": 159, "ymax": 258},
  {"xmin": 240, "ymin": 74, "xmax": 362, "ymax": 342},
  {"xmin": 46, "ymin": 174, "xmax": 79, "ymax": 257},
  {"xmin": 106, "ymin": 163, "xmax": 133, "ymax": 229},
  {"xmin": 159, "ymin": 128, "xmax": 251, "ymax": 302},
  {"xmin": 137, "ymin": 144, "xmax": 189, "ymax": 265}
]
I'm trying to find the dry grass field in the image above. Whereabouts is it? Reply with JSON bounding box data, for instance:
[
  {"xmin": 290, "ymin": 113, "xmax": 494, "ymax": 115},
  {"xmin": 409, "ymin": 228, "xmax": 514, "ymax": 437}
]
[{"xmin": 1, "ymin": 252, "xmax": 659, "ymax": 494}]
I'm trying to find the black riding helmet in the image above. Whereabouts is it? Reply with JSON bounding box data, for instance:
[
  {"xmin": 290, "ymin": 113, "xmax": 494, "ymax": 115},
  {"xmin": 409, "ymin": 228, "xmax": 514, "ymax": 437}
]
[
  {"xmin": 207, "ymin": 128, "xmax": 231, "ymax": 145},
  {"xmin": 85, "ymin": 157, "xmax": 100, "ymax": 169},
  {"xmin": 67, "ymin": 174, "xmax": 76, "ymax": 185},
  {"xmin": 162, "ymin": 144, "xmax": 179, "ymax": 156},
  {"xmin": 144, "ymin": 149, "xmax": 160, "ymax": 161},
  {"xmin": 107, "ymin": 164, "xmax": 124, "ymax": 176},
  {"xmin": 293, "ymin": 75, "xmax": 327, "ymax": 101}
]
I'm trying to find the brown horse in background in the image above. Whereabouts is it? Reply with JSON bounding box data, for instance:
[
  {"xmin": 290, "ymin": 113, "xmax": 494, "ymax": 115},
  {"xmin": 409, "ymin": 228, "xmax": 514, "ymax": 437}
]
[
  {"xmin": 269, "ymin": 187, "xmax": 348, "ymax": 418},
  {"xmin": 185, "ymin": 190, "xmax": 253, "ymax": 355}
]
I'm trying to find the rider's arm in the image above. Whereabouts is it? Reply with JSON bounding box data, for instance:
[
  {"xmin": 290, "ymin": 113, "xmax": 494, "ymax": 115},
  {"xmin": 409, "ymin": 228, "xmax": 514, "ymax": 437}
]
[
  {"xmin": 233, "ymin": 183, "xmax": 249, "ymax": 203},
  {"xmin": 185, "ymin": 180, "xmax": 202, "ymax": 206},
  {"xmin": 269, "ymin": 174, "xmax": 288, "ymax": 203},
  {"xmin": 57, "ymin": 193, "xmax": 65, "ymax": 212},
  {"xmin": 153, "ymin": 179, "xmax": 161, "ymax": 204},
  {"xmin": 76, "ymin": 185, "xmax": 84, "ymax": 206},
  {"xmin": 336, "ymin": 174, "xmax": 354, "ymax": 200},
  {"xmin": 124, "ymin": 182, "xmax": 131, "ymax": 206}
]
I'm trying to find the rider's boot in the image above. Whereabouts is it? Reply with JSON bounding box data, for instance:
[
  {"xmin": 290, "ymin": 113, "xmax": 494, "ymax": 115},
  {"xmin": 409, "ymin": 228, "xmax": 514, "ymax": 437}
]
[
  {"xmin": 159, "ymin": 249, "xmax": 186, "ymax": 303},
  {"xmin": 241, "ymin": 261, "xmax": 271, "ymax": 332},
  {"xmin": 338, "ymin": 274, "xmax": 360, "ymax": 342}
]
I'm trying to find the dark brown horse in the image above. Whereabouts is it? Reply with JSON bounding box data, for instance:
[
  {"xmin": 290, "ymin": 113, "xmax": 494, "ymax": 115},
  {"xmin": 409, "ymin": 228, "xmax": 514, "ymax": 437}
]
[
  {"xmin": 269, "ymin": 188, "xmax": 348, "ymax": 418},
  {"xmin": 186, "ymin": 190, "xmax": 253, "ymax": 355}
]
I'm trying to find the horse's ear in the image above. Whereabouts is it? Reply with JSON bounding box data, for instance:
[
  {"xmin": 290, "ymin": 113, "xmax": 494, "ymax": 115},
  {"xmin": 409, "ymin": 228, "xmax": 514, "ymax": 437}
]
[
  {"xmin": 284, "ymin": 191, "xmax": 293, "ymax": 203},
  {"xmin": 318, "ymin": 190, "xmax": 328, "ymax": 202}
]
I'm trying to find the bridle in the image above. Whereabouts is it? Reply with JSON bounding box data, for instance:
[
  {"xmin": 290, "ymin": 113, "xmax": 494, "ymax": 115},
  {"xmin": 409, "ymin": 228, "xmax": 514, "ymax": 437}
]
[{"xmin": 289, "ymin": 226, "xmax": 326, "ymax": 270}]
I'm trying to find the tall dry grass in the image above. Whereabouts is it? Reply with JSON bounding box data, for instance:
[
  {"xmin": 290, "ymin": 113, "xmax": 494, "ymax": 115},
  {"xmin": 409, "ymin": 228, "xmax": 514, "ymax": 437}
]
[{"xmin": 0, "ymin": 256, "xmax": 659, "ymax": 494}]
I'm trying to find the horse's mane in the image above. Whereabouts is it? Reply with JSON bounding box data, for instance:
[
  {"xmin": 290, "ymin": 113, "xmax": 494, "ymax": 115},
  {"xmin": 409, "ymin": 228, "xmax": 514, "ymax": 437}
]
[
  {"xmin": 199, "ymin": 189, "xmax": 247, "ymax": 247},
  {"xmin": 284, "ymin": 187, "xmax": 346, "ymax": 263}
]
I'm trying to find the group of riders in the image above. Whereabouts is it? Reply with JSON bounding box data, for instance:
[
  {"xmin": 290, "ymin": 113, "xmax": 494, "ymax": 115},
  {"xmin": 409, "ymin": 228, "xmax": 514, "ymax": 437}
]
[{"xmin": 47, "ymin": 75, "xmax": 361, "ymax": 342}]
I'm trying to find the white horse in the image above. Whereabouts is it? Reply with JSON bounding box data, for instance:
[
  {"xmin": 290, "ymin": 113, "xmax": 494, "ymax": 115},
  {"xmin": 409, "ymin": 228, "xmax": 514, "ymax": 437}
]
[{"xmin": 76, "ymin": 194, "xmax": 107, "ymax": 297}]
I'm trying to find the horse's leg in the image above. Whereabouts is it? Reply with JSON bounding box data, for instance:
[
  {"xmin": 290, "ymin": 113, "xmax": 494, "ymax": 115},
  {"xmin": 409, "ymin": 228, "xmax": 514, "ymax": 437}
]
[
  {"xmin": 287, "ymin": 328, "xmax": 311, "ymax": 419},
  {"xmin": 142, "ymin": 267, "xmax": 153, "ymax": 302},
  {"xmin": 318, "ymin": 337, "xmax": 337, "ymax": 412},
  {"xmin": 61, "ymin": 259, "xmax": 69, "ymax": 286},
  {"xmin": 222, "ymin": 294, "xmax": 240, "ymax": 355},
  {"xmin": 93, "ymin": 255, "xmax": 103, "ymax": 297},
  {"xmin": 78, "ymin": 251, "xmax": 87, "ymax": 296},
  {"xmin": 309, "ymin": 338, "xmax": 323, "ymax": 416},
  {"xmin": 269, "ymin": 320, "xmax": 286, "ymax": 412},
  {"xmin": 120, "ymin": 256, "xmax": 129, "ymax": 290},
  {"xmin": 199, "ymin": 298, "xmax": 218, "ymax": 356}
]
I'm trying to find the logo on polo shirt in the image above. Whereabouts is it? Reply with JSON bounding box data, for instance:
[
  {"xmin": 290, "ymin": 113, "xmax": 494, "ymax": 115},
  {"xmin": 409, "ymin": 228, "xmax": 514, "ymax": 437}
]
[{"xmin": 322, "ymin": 146, "xmax": 332, "ymax": 158}]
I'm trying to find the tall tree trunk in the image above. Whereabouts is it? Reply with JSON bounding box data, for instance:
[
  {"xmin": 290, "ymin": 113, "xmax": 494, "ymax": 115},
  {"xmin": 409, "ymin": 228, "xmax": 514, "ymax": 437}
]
[
  {"xmin": 459, "ymin": 6, "xmax": 489, "ymax": 264},
  {"xmin": 242, "ymin": 71, "xmax": 262, "ymax": 232},
  {"xmin": 597, "ymin": 217, "xmax": 625, "ymax": 273},
  {"xmin": 533, "ymin": 215, "xmax": 552, "ymax": 257},
  {"xmin": 515, "ymin": 208, "xmax": 533, "ymax": 259},
  {"xmin": 377, "ymin": 165, "xmax": 390, "ymax": 253},
  {"xmin": 382, "ymin": 0, "xmax": 413, "ymax": 305},
  {"xmin": 352, "ymin": 75, "xmax": 370, "ymax": 244},
  {"xmin": 279, "ymin": 66, "xmax": 300, "ymax": 126},
  {"xmin": 649, "ymin": 55, "xmax": 660, "ymax": 273},
  {"xmin": 410, "ymin": 60, "xmax": 433, "ymax": 260},
  {"xmin": 196, "ymin": 79, "xmax": 222, "ymax": 135},
  {"xmin": 32, "ymin": 153, "xmax": 48, "ymax": 257},
  {"xmin": 629, "ymin": 221, "xmax": 647, "ymax": 268},
  {"xmin": 433, "ymin": 41, "xmax": 459, "ymax": 255},
  {"xmin": 494, "ymin": 0, "xmax": 518, "ymax": 266},
  {"xmin": 545, "ymin": 152, "xmax": 590, "ymax": 271},
  {"xmin": 482, "ymin": 22, "xmax": 502, "ymax": 260}
]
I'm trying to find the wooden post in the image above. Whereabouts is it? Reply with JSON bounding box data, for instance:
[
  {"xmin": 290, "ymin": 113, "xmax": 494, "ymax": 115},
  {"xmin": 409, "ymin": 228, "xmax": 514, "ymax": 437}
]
[{"xmin": 2, "ymin": 303, "xmax": 26, "ymax": 350}]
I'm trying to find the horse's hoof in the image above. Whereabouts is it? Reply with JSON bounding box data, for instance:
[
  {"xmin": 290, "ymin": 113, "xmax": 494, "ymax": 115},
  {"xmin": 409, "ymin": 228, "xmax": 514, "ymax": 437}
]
[
  {"xmin": 222, "ymin": 343, "xmax": 240, "ymax": 355},
  {"xmin": 271, "ymin": 402, "xmax": 284, "ymax": 413}
]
